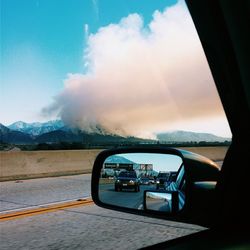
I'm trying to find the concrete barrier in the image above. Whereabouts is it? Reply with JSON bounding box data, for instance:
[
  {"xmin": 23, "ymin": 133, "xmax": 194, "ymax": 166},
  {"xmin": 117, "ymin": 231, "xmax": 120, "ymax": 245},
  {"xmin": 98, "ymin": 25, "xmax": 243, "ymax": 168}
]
[
  {"xmin": 0, "ymin": 149, "xmax": 102, "ymax": 182},
  {"xmin": 0, "ymin": 147, "xmax": 229, "ymax": 181}
]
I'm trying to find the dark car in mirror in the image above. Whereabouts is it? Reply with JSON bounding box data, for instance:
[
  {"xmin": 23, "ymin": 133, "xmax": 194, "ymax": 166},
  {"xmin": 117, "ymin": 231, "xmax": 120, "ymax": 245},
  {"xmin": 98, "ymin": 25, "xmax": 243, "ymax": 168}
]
[
  {"xmin": 156, "ymin": 172, "xmax": 169, "ymax": 190},
  {"xmin": 92, "ymin": 147, "xmax": 219, "ymax": 227},
  {"xmin": 114, "ymin": 170, "xmax": 140, "ymax": 192}
]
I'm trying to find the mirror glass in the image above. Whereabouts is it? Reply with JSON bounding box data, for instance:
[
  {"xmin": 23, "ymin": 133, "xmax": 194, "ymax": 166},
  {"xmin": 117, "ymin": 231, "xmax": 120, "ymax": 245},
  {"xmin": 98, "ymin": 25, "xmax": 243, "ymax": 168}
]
[
  {"xmin": 98, "ymin": 153, "xmax": 185, "ymax": 213},
  {"xmin": 145, "ymin": 190, "xmax": 184, "ymax": 213},
  {"xmin": 145, "ymin": 191, "xmax": 173, "ymax": 212}
]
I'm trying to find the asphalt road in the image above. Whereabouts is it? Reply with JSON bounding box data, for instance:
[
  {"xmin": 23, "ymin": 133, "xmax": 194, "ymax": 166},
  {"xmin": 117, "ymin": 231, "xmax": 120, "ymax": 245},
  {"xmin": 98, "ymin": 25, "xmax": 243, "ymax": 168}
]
[
  {"xmin": 1, "ymin": 160, "xmax": 224, "ymax": 250},
  {"xmin": 1, "ymin": 203, "xmax": 205, "ymax": 250},
  {"xmin": 0, "ymin": 174, "xmax": 91, "ymax": 212},
  {"xmin": 0, "ymin": 174, "xmax": 206, "ymax": 249}
]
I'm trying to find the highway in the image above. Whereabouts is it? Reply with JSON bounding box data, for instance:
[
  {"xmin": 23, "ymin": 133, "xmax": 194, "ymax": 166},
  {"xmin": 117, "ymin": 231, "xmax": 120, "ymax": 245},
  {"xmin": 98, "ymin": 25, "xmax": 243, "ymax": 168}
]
[
  {"xmin": 99, "ymin": 182, "xmax": 157, "ymax": 209},
  {"xmin": 1, "ymin": 203, "xmax": 204, "ymax": 250},
  {"xmin": 0, "ymin": 174, "xmax": 206, "ymax": 249},
  {"xmin": 1, "ymin": 161, "xmax": 223, "ymax": 213}
]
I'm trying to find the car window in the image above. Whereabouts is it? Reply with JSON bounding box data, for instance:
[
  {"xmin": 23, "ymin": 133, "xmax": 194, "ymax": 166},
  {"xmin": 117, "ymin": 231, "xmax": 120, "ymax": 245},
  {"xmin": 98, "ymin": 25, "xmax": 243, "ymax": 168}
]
[
  {"xmin": 2, "ymin": 0, "xmax": 231, "ymax": 143},
  {"xmin": 158, "ymin": 173, "xmax": 168, "ymax": 178},
  {"xmin": 1, "ymin": 0, "xmax": 232, "ymax": 248},
  {"xmin": 119, "ymin": 171, "xmax": 136, "ymax": 178}
]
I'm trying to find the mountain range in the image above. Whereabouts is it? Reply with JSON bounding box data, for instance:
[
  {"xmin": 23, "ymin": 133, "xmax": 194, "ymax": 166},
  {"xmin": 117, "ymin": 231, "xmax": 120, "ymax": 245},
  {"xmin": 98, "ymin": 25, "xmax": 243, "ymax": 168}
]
[
  {"xmin": 8, "ymin": 120, "xmax": 65, "ymax": 136},
  {"xmin": 0, "ymin": 120, "xmax": 231, "ymax": 145},
  {"xmin": 0, "ymin": 121, "xmax": 152, "ymax": 145}
]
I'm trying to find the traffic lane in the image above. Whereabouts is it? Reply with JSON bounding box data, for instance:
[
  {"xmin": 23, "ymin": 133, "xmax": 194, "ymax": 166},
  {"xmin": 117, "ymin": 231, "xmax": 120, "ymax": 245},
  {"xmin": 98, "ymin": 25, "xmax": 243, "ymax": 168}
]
[
  {"xmin": 1, "ymin": 204, "xmax": 205, "ymax": 250},
  {"xmin": 99, "ymin": 183, "xmax": 160, "ymax": 209},
  {"xmin": 146, "ymin": 198, "xmax": 169, "ymax": 212},
  {"xmin": 0, "ymin": 174, "xmax": 91, "ymax": 212},
  {"xmin": 0, "ymin": 160, "xmax": 223, "ymax": 212}
]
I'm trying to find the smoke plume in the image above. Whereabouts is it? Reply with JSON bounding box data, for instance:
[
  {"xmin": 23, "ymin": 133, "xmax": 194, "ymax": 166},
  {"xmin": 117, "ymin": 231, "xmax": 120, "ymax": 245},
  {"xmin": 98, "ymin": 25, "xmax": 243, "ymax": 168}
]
[{"xmin": 43, "ymin": 1, "xmax": 225, "ymax": 138}]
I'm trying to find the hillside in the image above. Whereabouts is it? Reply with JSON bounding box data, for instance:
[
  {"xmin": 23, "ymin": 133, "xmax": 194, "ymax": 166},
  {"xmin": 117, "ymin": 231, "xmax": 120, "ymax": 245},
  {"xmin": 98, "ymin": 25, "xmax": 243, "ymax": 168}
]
[
  {"xmin": 157, "ymin": 130, "xmax": 230, "ymax": 143},
  {"xmin": 0, "ymin": 124, "xmax": 34, "ymax": 144}
]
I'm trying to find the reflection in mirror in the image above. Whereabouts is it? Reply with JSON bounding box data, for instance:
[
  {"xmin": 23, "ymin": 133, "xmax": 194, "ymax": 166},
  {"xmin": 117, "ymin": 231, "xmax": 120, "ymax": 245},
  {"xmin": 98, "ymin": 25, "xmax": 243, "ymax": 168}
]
[
  {"xmin": 145, "ymin": 191, "xmax": 181, "ymax": 213},
  {"xmin": 145, "ymin": 191, "xmax": 172, "ymax": 212},
  {"xmin": 98, "ymin": 153, "xmax": 184, "ymax": 212}
]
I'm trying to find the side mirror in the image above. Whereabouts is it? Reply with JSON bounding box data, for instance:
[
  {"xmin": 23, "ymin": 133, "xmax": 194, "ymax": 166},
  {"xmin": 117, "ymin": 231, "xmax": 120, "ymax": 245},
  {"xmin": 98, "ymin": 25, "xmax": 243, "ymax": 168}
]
[
  {"xmin": 91, "ymin": 147, "xmax": 220, "ymax": 226},
  {"xmin": 92, "ymin": 147, "xmax": 186, "ymax": 217},
  {"xmin": 144, "ymin": 190, "xmax": 182, "ymax": 214}
]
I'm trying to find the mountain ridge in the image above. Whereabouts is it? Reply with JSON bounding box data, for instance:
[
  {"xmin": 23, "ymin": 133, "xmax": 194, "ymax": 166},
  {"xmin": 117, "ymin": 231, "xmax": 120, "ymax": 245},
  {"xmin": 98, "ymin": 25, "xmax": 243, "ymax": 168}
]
[
  {"xmin": 0, "ymin": 123, "xmax": 34, "ymax": 144},
  {"xmin": 157, "ymin": 130, "xmax": 231, "ymax": 143},
  {"xmin": 1, "ymin": 120, "xmax": 231, "ymax": 145},
  {"xmin": 8, "ymin": 120, "xmax": 65, "ymax": 136}
]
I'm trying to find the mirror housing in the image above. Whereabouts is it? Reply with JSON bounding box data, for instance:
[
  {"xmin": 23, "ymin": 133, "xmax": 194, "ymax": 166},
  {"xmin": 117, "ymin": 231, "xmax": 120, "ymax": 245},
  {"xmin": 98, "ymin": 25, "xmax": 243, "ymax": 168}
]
[{"xmin": 91, "ymin": 146, "xmax": 220, "ymax": 227}]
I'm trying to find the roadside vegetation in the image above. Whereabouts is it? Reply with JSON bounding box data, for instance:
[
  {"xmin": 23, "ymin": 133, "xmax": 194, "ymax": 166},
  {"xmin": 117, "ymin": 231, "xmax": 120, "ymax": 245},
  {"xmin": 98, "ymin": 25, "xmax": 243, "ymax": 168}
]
[{"xmin": 0, "ymin": 141, "xmax": 231, "ymax": 151}]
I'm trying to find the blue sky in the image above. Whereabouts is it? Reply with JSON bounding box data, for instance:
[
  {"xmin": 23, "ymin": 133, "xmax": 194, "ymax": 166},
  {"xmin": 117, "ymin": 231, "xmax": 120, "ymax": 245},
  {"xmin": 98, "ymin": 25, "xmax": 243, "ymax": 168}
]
[
  {"xmin": 117, "ymin": 153, "xmax": 182, "ymax": 172},
  {"xmin": 1, "ymin": 0, "xmax": 176, "ymax": 125},
  {"xmin": 1, "ymin": 0, "xmax": 231, "ymax": 138}
]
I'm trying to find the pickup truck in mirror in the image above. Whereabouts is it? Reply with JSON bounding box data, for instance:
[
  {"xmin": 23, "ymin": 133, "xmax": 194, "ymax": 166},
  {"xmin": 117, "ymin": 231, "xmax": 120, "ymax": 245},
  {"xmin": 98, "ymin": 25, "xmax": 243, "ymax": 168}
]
[{"xmin": 91, "ymin": 147, "xmax": 220, "ymax": 227}]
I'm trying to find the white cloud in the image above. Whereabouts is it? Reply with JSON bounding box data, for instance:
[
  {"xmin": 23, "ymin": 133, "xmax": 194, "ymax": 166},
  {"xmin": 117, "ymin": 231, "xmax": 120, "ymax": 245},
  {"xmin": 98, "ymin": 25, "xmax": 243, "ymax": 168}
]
[{"xmin": 43, "ymin": 1, "xmax": 229, "ymax": 138}]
